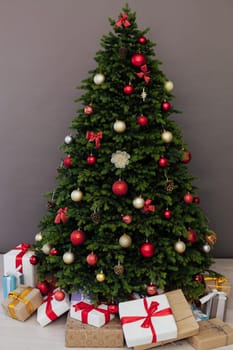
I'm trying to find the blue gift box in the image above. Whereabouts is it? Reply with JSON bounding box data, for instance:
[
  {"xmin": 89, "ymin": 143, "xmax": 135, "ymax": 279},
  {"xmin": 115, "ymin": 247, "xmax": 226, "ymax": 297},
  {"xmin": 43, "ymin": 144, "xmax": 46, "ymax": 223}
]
[
  {"xmin": 2, "ymin": 272, "xmax": 24, "ymax": 298},
  {"xmin": 71, "ymin": 289, "xmax": 92, "ymax": 303}
]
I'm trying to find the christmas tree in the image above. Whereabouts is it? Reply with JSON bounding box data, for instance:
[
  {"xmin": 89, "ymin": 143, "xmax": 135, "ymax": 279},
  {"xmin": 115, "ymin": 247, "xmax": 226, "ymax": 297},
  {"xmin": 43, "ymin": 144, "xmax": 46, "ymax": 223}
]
[{"xmin": 34, "ymin": 4, "xmax": 216, "ymax": 304}]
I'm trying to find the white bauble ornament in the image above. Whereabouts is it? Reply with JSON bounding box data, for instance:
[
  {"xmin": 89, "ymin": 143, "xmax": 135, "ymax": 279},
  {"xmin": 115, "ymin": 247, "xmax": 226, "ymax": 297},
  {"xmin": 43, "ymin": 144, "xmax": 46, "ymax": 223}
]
[
  {"xmin": 161, "ymin": 130, "xmax": 173, "ymax": 143},
  {"xmin": 71, "ymin": 189, "xmax": 83, "ymax": 202},
  {"xmin": 63, "ymin": 251, "xmax": 75, "ymax": 264},
  {"xmin": 164, "ymin": 80, "xmax": 174, "ymax": 92},
  {"xmin": 113, "ymin": 120, "xmax": 126, "ymax": 133},
  {"xmin": 35, "ymin": 232, "xmax": 43, "ymax": 242},
  {"xmin": 42, "ymin": 243, "xmax": 51, "ymax": 255},
  {"xmin": 119, "ymin": 233, "xmax": 132, "ymax": 248},
  {"xmin": 132, "ymin": 196, "xmax": 145, "ymax": 209},
  {"xmin": 174, "ymin": 240, "xmax": 186, "ymax": 253},
  {"xmin": 64, "ymin": 135, "xmax": 73, "ymax": 144},
  {"xmin": 202, "ymin": 243, "xmax": 211, "ymax": 253},
  {"xmin": 93, "ymin": 73, "xmax": 105, "ymax": 85}
]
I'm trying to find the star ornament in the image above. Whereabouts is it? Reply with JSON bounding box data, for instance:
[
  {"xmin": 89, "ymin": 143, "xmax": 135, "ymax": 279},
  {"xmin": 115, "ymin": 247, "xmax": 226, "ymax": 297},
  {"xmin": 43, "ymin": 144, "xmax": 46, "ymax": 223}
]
[{"xmin": 141, "ymin": 88, "xmax": 147, "ymax": 101}]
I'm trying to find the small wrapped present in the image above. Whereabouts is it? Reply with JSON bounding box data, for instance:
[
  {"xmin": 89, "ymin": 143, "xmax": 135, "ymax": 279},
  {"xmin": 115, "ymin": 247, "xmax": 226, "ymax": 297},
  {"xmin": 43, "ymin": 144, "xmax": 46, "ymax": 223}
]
[
  {"xmin": 119, "ymin": 293, "xmax": 177, "ymax": 348},
  {"xmin": 204, "ymin": 275, "xmax": 231, "ymax": 296},
  {"xmin": 187, "ymin": 318, "xmax": 233, "ymax": 350},
  {"xmin": 71, "ymin": 289, "xmax": 92, "ymax": 303},
  {"xmin": 2, "ymin": 271, "xmax": 24, "ymax": 299},
  {"xmin": 3, "ymin": 243, "xmax": 37, "ymax": 287},
  {"xmin": 65, "ymin": 314, "xmax": 124, "ymax": 347},
  {"xmin": 200, "ymin": 289, "xmax": 227, "ymax": 321},
  {"xmin": 191, "ymin": 305, "xmax": 209, "ymax": 322},
  {"xmin": 2, "ymin": 284, "xmax": 43, "ymax": 321},
  {"xmin": 37, "ymin": 289, "xmax": 70, "ymax": 327},
  {"xmin": 70, "ymin": 300, "xmax": 114, "ymax": 328}
]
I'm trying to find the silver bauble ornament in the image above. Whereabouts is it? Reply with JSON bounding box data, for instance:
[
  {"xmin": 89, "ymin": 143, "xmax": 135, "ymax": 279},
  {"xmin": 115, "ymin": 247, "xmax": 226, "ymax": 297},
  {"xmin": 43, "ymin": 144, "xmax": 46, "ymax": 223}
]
[
  {"xmin": 161, "ymin": 130, "xmax": 173, "ymax": 143},
  {"xmin": 93, "ymin": 73, "xmax": 105, "ymax": 85},
  {"xmin": 202, "ymin": 243, "xmax": 211, "ymax": 253},
  {"xmin": 113, "ymin": 120, "xmax": 126, "ymax": 133},
  {"xmin": 63, "ymin": 251, "xmax": 75, "ymax": 264},
  {"xmin": 42, "ymin": 243, "xmax": 51, "ymax": 255},
  {"xmin": 119, "ymin": 233, "xmax": 132, "ymax": 248},
  {"xmin": 174, "ymin": 240, "xmax": 186, "ymax": 253},
  {"xmin": 71, "ymin": 189, "xmax": 83, "ymax": 202},
  {"xmin": 64, "ymin": 135, "xmax": 73, "ymax": 144},
  {"xmin": 164, "ymin": 80, "xmax": 174, "ymax": 92},
  {"xmin": 35, "ymin": 232, "xmax": 43, "ymax": 242},
  {"xmin": 132, "ymin": 196, "xmax": 145, "ymax": 209}
]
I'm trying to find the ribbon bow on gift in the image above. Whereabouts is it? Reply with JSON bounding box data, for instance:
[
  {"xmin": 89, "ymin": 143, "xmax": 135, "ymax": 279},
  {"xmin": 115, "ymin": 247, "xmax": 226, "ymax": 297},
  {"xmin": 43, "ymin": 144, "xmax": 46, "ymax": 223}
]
[
  {"xmin": 121, "ymin": 298, "xmax": 173, "ymax": 343},
  {"xmin": 86, "ymin": 131, "xmax": 103, "ymax": 149},
  {"xmin": 116, "ymin": 12, "xmax": 131, "ymax": 27},
  {"xmin": 72, "ymin": 301, "xmax": 110, "ymax": 323},
  {"xmin": 14, "ymin": 243, "xmax": 31, "ymax": 273},
  {"xmin": 204, "ymin": 276, "xmax": 228, "ymax": 291},
  {"xmin": 142, "ymin": 199, "xmax": 155, "ymax": 213},
  {"xmin": 137, "ymin": 64, "xmax": 151, "ymax": 84},
  {"xmin": 54, "ymin": 207, "xmax": 68, "ymax": 224},
  {"xmin": 8, "ymin": 287, "xmax": 34, "ymax": 319},
  {"xmin": 44, "ymin": 292, "xmax": 58, "ymax": 321}
]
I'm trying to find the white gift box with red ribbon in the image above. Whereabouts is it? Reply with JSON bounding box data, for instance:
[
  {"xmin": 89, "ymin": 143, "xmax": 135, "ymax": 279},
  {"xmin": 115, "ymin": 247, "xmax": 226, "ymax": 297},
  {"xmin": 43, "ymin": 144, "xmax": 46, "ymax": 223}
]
[
  {"xmin": 118, "ymin": 294, "xmax": 177, "ymax": 348},
  {"xmin": 37, "ymin": 289, "xmax": 70, "ymax": 327},
  {"xmin": 3, "ymin": 243, "xmax": 37, "ymax": 287},
  {"xmin": 70, "ymin": 300, "xmax": 114, "ymax": 328}
]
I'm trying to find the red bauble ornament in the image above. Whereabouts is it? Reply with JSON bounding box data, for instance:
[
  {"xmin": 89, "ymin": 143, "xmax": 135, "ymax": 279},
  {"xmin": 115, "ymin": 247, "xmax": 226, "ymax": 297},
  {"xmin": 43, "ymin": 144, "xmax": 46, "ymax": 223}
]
[
  {"xmin": 84, "ymin": 105, "xmax": 93, "ymax": 115},
  {"xmin": 108, "ymin": 303, "xmax": 119, "ymax": 314},
  {"xmin": 63, "ymin": 156, "xmax": 72, "ymax": 168},
  {"xmin": 158, "ymin": 157, "xmax": 168, "ymax": 167},
  {"xmin": 70, "ymin": 229, "xmax": 85, "ymax": 245},
  {"xmin": 193, "ymin": 196, "xmax": 200, "ymax": 204},
  {"xmin": 122, "ymin": 214, "xmax": 132, "ymax": 224},
  {"xmin": 87, "ymin": 154, "xmax": 96, "ymax": 165},
  {"xmin": 140, "ymin": 242, "xmax": 155, "ymax": 258},
  {"xmin": 112, "ymin": 180, "xmax": 128, "ymax": 196},
  {"xmin": 29, "ymin": 255, "xmax": 39, "ymax": 265},
  {"xmin": 36, "ymin": 281, "xmax": 50, "ymax": 295},
  {"xmin": 186, "ymin": 229, "xmax": 197, "ymax": 243},
  {"xmin": 138, "ymin": 36, "xmax": 147, "ymax": 44},
  {"xmin": 194, "ymin": 274, "xmax": 203, "ymax": 283},
  {"xmin": 181, "ymin": 151, "xmax": 192, "ymax": 164},
  {"xmin": 86, "ymin": 252, "xmax": 98, "ymax": 265},
  {"xmin": 131, "ymin": 53, "xmax": 146, "ymax": 67},
  {"xmin": 54, "ymin": 290, "xmax": 65, "ymax": 301},
  {"xmin": 123, "ymin": 84, "xmax": 134, "ymax": 95},
  {"xmin": 137, "ymin": 115, "xmax": 148, "ymax": 127},
  {"xmin": 161, "ymin": 101, "xmax": 171, "ymax": 111},
  {"xmin": 183, "ymin": 193, "xmax": 193, "ymax": 204},
  {"xmin": 50, "ymin": 247, "xmax": 59, "ymax": 255},
  {"xmin": 163, "ymin": 209, "xmax": 172, "ymax": 220},
  {"xmin": 146, "ymin": 283, "xmax": 157, "ymax": 296}
]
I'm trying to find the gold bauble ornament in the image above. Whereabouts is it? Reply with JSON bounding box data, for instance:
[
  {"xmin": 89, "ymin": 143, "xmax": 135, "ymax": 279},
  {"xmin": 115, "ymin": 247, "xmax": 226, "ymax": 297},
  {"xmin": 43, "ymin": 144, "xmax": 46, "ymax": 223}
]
[
  {"xmin": 164, "ymin": 80, "xmax": 174, "ymax": 92},
  {"xmin": 132, "ymin": 196, "xmax": 145, "ymax": 209},
  {"xmin": 113, "ymin": 120, "xmax": 126, "ymax": 133},
  {"xmin": 119, "ymin": 233, "xmax": 132, "ymax": 248},
  {"xmin": 161, "ymin": 130, "xmax": 173, "ymax": 143},
  {"xmin": 205, "ymin": 230, "xmax": 217, "ymax": 246},
  {"xmin": 71, "ymin": 189, "xmax": 83, "ymax": 202},
  {"xmin": 96, "ymin": 270, "xmax": 105, "ymax": 282},
  {"xmin": 35, "ymin": 232, "xmax": 43, "ymax": 242},
  {"xmin": 41, "ymin": 243, "xmax": 51, "ymax": 255},
  {"xmin": 63, "ymin": 251, "xmax": 75, "ymax": 264},
  {"xmin": 174, "ymin": 240, "xmax": 186, "ymax": 253}
]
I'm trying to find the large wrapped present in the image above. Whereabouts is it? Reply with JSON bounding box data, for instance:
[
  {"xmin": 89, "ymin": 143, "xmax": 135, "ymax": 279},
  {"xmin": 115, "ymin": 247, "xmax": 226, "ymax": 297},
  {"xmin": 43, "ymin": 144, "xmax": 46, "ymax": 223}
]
[
  {"xmin": 200, "ymin": 289, "xmax": 227, "ymax": 321},
  {"xmin": 119, "ymin": 292, "xmax": 178, "ymax": 348},
  {"xmin": 2, "ymin": 271, "xmax": 24, "ymax": 299},
  {"xmin": 1, "ymin": 284, "xmax": 43, "ymax": 321},
  {"xmin": 187, "ymin": 318, "xmax": 233, "ymax": 350},
  {"xmin": 70, "ymin": 300, "xmax": 114, "ymax": 328},
  {"xmin": 3, "ymin": 243, "xmax": 37, "ymax": 287},
  {"xmin": 132, "ymin": 289, "xmax": 199, "ymax": 350},
  {"xmin": 37, "ymin": 289, "xmax": 70, "ymax": 327},
  {"xmin": 65, "ymin": 314, "xmax": 124, "ymax": 347}
]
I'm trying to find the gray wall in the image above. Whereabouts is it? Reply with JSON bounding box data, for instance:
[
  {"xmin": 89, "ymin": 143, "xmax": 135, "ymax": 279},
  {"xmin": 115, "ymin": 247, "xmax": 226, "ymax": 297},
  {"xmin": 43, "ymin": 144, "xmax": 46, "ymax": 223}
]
[{"xmin": 0, "ymin": 0, "xmax": 232, "ymax": 257}]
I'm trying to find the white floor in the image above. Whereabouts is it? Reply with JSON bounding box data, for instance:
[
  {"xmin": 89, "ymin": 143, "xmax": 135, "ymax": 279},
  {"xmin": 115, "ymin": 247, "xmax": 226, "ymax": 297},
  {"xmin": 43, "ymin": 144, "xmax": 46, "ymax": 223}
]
[{"xmin": 0, "ymin": 255, "xmax": 233, "ymax": 350}]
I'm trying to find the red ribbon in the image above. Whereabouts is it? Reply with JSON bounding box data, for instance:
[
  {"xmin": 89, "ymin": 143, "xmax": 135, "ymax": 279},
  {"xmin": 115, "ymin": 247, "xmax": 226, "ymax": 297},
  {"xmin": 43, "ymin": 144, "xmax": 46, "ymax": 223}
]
[
  {"xmin": 44, "ymin": 293, "xmax": 58, "ymax": 321},
  {"xmin": 14, "ymin": 243, "xmax": 31, "ymax": 273},
  {"xmin": 116, "ymin": 12, "xmax": 131, "ymax": 27},
  {"xmin": 72, "ymin": 301, "xmax": 110, "ymax": 324},
  {"xmin": 137, "ymin": 64, "xmax": 151, "ymax": 84},
  {"xmin": 54, "ymin": 207, "xmax": 68, "ymax": 224},
  {"xmin": 86, "ymin": 131, "xmax": 103, "ymax": 148},
  {"xmin": 142, "ymin": 199, "xmax": 155, "ymax": 213},
  {"xmin": 121, "ymin": 298, "xmax": 173, "ymax": 344}
]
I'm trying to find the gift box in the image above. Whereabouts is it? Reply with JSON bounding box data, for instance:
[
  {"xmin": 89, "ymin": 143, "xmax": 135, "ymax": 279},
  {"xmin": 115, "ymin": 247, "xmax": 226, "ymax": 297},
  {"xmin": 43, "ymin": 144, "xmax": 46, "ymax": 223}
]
[
  {"xmin": 37, "ymin": 289, "xmax": 70, "ymax": 327},
  {"xmin": 119, "ymin": 292, "xmax": 178, "ymax": 347},
  {"xmin": 71, "ymin": 289, "xmax": 92, "ymax": 303},
  {"xmin": 65, "ymin": 314, "xmax": 124, "ymax": 347},
  {"xmin": 70, "ymin": 300, "xmax": 114, "ymax": 328},
  {"xmin": 2, "ymin": 284, "xmax": 43, "ymax": 321},
  {"xmin": 133, "ymin": 289, "xmax": 199, "ymax": 350},
  {"xmin": 200, "ymin": 289, "xmax": 228, "ymax": 321},
  {"xmin": 191, "ymin": 305, "xmax": 209, "ymax": 322},
  {"xmin": 2, "ymin": 271, "xmax": 24, "ymax": 299},
  {"xmin": 3, "ymin": 243, "xmax": 37, "ymax": 287},
  {"xmin": 187, "ymin": 318, "xmax": 233, "ymax": 350}
]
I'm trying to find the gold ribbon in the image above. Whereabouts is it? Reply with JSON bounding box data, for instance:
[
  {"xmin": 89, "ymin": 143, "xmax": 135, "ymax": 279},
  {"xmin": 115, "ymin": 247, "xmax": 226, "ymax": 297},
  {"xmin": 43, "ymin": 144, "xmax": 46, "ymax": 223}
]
[
  {"xmin": 204, "ymin": 276, "xmax": 228, "ymax": 291},
  {"xmin": 8, "ymin": 287, "xmax": 34, "ymax": 319}
]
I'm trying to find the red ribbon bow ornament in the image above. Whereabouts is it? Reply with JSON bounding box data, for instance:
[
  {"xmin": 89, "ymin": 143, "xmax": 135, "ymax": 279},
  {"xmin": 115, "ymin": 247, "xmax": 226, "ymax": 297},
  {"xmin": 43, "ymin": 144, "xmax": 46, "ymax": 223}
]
[
  {"xmin": 54, "ymin": 207, "xmax": 68, "ymax": 224},
  {"xmin": 86, "ymin": 131, "xmax": 103, "ymax": 148},
  {"xmin": 142, "ymin": 199, "xmax": 155, "ymax": 213},
  {"xmin": 137, "ymin": 64, "xmax": 151, "ymax": 84},
  {"xmin": 116, "ymin": 12, "xmax": 131, "ymax": 27}
]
